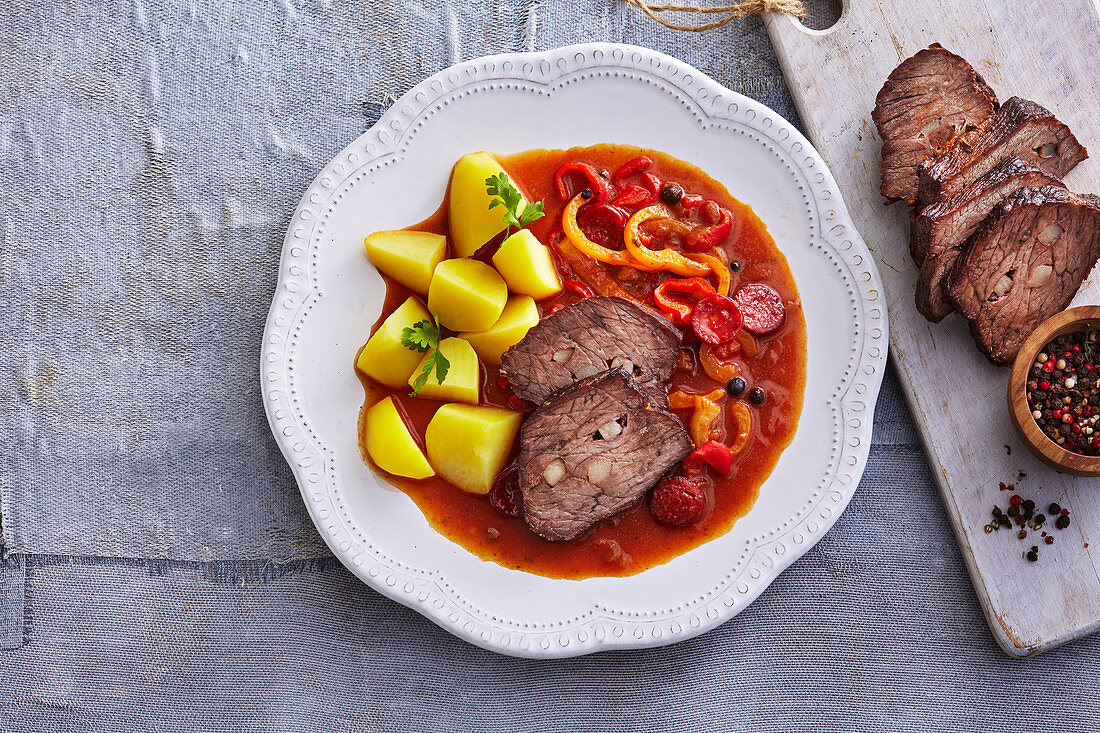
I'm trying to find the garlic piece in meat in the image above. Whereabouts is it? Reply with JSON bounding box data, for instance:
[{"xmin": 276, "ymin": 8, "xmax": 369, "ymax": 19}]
[
  {"xmin": 542, "ymin": 458, "xmax": 566, "ymax": 487},
  {"xmin": 610, "ymin": 356, "xmax": 635, "ymax": 374},
  {"xmin": 1038, "ymin": 142, "xmax": 1058, "ymax": 158},
  {"xmin": 992, "ymin": 274, "xmax": 1013, "ymax": 298},
  {"xmin": 1037, "ymin": 223, "xmax": 1064, "ymax": 244},
  {"xmin": 552, "ymin": 347, "xmax": 574, "ymax": 365},
  {"xmin": 1028, "ymin": 264, "xmax": 1053, "ymax": 287},
  {"xmin": 587, "ymin": 458, "xmax": 611, "ymax": 484},
  {"xmin": 596, "ymin": 419, "xmax": 623, "ymax": 440}
]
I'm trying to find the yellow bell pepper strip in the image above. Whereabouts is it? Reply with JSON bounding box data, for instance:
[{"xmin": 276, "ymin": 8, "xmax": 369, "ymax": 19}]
[
  {"xmin": 729, "ymin": 401, "xmax": 753, "ymax": 455},
  {"xmin": 699, "ymin": 343, "xmax": 741, "ymax": 384},
  {"xmin": 689, "ymin": 394, "xmax": 723, "ymax": 448},
  {"xmin": 623, "ymin": 206, "xmax": 711, "ymax": 277},
  {"xmin": 562, "ymin": 194, "xmax": 640, "ymax": 268},
  {"xmin": 668, "ymin": 387, "xmax": 725, "ymax": 411},
  {"xmin": 548, "ymin": 232, "xmax": 639, "ymax": 301},
  {"xmin": 736, "ymin": 329, "xmax": 758, "ymax": 358},
  {"xmin": 686, "ymin": 251, "xmax": 731, "ymax": 297}
]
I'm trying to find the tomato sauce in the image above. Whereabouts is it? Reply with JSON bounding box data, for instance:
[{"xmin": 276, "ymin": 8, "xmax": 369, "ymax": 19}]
[{"xmin": 356, "ymin": 144, "xmax": 806, "ymax": 579}]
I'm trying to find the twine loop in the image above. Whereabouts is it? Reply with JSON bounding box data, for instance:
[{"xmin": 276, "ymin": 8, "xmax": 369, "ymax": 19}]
[{"xmin": 622, "ymin": 0, "xmax": 806, "ymax": 31}]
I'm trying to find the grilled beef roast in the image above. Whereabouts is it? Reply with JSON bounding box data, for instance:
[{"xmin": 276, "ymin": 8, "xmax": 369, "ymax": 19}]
[
  {"xmin": 516, "ymin": 369, "xmax": 693, "ymax": 542},
  {"xmin": 912, "ymin": 157, "xmax": 1064, "ymax": 322},
  {"xmin": 946, "ymin": 186, "xmax": 1100, "ymax": 365},
  {"xmin": 917, "ymin": 97, "xmax": 1088, "ymax": 204},
  {"xmin": 501, "ymin": 296, "xmax": 681, "ymax": 406},
  {"xmin": 872, "ymin": 43, "xmax": 998, "ymax": 204}
]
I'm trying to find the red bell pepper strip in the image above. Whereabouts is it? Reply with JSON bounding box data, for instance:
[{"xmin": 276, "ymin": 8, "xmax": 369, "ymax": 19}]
[
  {"xmin": 555, "ymin": 163, "xmax": 608, "ymax": 204},
  {"xmin": 562, "ymin": 277, "xmax": 595, "ymax": 298},
  {"xmin": 686, "ymin": 209, "xmax": 733, "ymax": 251},
  {"xmin": 679, "ymin": 194, "xmax": 706, "ymax": 212},
  {"xmin": 612, "ymin": 156, "xmax": 653, "ymax": 187},
  {"xmin": 685, "ymin": 439, "xmax": 734, "ymax": 474},
  {"xmin": 641, "ymin": 172, "xmax": 662, "ymax": 197},
  {"xmin": 653, "ymin": 277, "xmax": 716, "ymax": 325},
  {"xmin": 611, "ymin": 184, "xmax": 654, "ymax": 207}
]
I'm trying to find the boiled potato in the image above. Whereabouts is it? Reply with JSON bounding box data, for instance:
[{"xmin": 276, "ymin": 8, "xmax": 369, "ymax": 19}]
[
  {"xmin": 449, "ymin": 152, "xmax": 529, "ymax": 257},
  {"xmin": 492, "ymin": 230, "xmax": 562, "ymax": 300},
  {"xmin": 364, "ymin": 230, "xmax": 447, "ymax": 294},
  {"xmin": 356, "ymin": 297, "xmax": 432, "ymax": 389},
  {"xmin": 425, "ymin": 403, "xmax": 522, "ymax": 494},
  {"xmin": 427, "ymin": 258, "xmax": 507, "ymax": 332},
  {"xmin": 460, "ymin": 295, "xmax": 539, "ymax": 364},
  {"xmin": 364, "ymin": 396, "xmax": 434, "ymax": 479},
  {"xmin": 409, "ymin": 337, "xmax": 480, "ymax": 404}
]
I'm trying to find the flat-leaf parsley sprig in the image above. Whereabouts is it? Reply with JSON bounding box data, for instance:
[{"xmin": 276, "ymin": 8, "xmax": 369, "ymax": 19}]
[
  {"xmin": 401, "ymin": 316, "xmax": 450, "ymax": 396},
  {"xmin": 486, "ymin": 172, "xmax": 545, "ymax": 235}
]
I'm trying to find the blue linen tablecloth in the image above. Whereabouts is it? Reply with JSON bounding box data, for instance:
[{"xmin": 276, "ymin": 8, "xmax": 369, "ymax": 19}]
[{"xmin": 3, "ymin": 0, "xmax": 1100, "ymax": 730}]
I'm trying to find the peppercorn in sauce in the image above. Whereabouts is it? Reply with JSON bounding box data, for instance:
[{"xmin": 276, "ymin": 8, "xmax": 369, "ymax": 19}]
[{"xmin": 356, "ymin": 145, "xmax": 806, "ymax": 579}]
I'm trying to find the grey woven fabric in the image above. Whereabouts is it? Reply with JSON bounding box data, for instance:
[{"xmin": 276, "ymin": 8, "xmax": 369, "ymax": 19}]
[{"xmin": 2, "ymin": 0, "xmax": 1099, "ymax": 730}]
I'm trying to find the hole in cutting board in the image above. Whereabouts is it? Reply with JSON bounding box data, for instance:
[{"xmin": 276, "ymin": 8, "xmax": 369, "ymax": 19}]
[{"xmin": 800, "ymin": 0, "xmax": 843, "ymax": 30}]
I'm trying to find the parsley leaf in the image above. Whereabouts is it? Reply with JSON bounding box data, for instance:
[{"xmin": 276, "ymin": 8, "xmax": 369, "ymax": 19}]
[
  {"xmin": 486, "ymin": 172, "xmax": 545, "ymax": 235},
  {"xmin": 400, "ymin": 317, "xmax": 451, "ymax": 397}
]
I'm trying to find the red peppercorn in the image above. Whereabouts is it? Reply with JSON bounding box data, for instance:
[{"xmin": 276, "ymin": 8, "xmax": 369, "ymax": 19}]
[
  {"xmin": 1093, "ymin": 436, "xmax": 1100, "ymax": 448},
  {"xmin": 1053, "ymin": 409, "xmax": 1063, "ymax": 419},
  {"xmin": 1010, "ymin": 494, "xmax": 1023, "ymax": 506},
  {"xmin": 1038, "ymin": 379, "xmax": 1051, "ymax": 391},
  {"xmin": 1043, "ymin": 360, "xmax": 1055, "ymax": 372},
  {"xmin": 1062, "ymin": 508, "xmax": 1070, "ymax": 517},
  {"xmin": 1072, "ymin": 344, "xmax": 1082, "ymax": 354},
  {"xmin": 1073, "ymin": 424, "xmax": 1082, "ymax": 434}
]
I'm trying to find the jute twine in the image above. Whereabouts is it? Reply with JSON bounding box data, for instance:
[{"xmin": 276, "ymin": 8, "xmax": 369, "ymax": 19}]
[{"xmin": 622, "ymin": 0, "xmax": 806, "ymax": 31}]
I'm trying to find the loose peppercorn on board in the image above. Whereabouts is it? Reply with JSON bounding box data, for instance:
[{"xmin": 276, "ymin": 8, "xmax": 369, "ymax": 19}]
[{"xmin": 765, "ymin": 1, "xmax": 1100, "ymax": 656}]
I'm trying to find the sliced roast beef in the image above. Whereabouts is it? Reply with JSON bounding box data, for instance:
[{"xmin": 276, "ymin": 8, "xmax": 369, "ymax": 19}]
[
  {"xmin": 917, "ymin": 96, "xmax": 1087, "ymax": 204},
  {"xmin": 500, "ymin": 296, "xmax": 681, "ymax": 406},
  {"xmin": 516, "ymin": 369, "xmax": 693, "ymax": 542},
  {"xmin": 872, "ymin": 43, "xmax": 998, "ymax": 204},
  {"xmin": 946, "ymin": 186, "xmax": 1100, "ymax": 365},
  {"xmin": 913, "ymin": 157, "xmax": 1064, "ymax": 322}
]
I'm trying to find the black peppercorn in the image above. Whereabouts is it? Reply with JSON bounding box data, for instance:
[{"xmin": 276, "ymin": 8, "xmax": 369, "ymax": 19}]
[
  {"xmin": 1008, "ymin": 505, "xmax": 1020, "ymax": 517},
  {"xmin": 1056, "ymin": 515, "xmax": 1071, "ymax": 529},
  {"xmin": 748, "ymin": 387, "xmax": 766, "ymax": 405},
  {"xmin": 727, "ymin": 377, "xmax": 747, "ymax": 397},
  {"xmin": 581, "ymin": 188, "xmax": 593, "ymax": 200},
  {"xmin": 1026, "ymin": 547, "xmax": 1039, "ymax": 562},
  {"xmin": 660, "ymin": 183, "xmax": 684, "ymax": 206},
  {"xmin": 1023, "ymin": 499, "xmax": 1035, "ymax": 513},
  {"xmin": 1033, "ymin": 513, "xmax": 1046, "ymax": 526},
  {"xmin": 1049, "ymin": 502, "xmax": 1062, "ymax": 515}
]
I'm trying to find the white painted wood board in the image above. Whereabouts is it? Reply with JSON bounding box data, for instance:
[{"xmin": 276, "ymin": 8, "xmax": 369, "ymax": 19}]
[{"xmin": 765, "ymin": 0, "xmax": 1100, "ymax": 656}]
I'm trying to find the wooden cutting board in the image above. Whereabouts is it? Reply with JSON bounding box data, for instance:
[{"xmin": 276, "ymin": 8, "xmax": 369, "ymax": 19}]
[{"xmin": 764, "ymin": 1, "xmax": 1100, "ymax": 655}]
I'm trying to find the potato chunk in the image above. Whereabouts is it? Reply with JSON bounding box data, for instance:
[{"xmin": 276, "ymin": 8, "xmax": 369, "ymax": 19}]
[
  {"xmin": 409, "ymin": 337, "xmax": 480, "ymax": 404},
  {"xmin": 492, "ymin": 230, "xmax": 562, "ymax": 300},
  {"xmin": 364, "ymin": 230, "xmax": 447, "ymax": 294},
  {"xmin": 460, "ymin": 295, "xmax": 539, "ymax": 365},
  {"xmin": 356, "ymin": 297, "xmax": 432, "ymax": 389},
  {"xmin": 427, "ymin": 258, "xmax": 507, "ymax": 332},
  {"xmin": 449, "ymin": 152, "xmax": 529, "ymax": 257},
  {"xmin": 364, "ymin": 396, "xmax": 434, "ymax": 480},
  {"xmin": 426, "ymin": 404, "xmax": 522, "ymax": 494}
]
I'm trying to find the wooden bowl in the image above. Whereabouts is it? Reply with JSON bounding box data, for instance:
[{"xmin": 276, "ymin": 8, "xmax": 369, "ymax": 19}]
[{"xmin": 1008, "ymin": 305, "xmax": 1100, "ymax": 476}]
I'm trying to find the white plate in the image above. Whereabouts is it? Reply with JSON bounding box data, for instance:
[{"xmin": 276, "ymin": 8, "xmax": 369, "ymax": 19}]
[{"xmin": 261, "ymin": 43, "xmax": 887, "ymax": 658}]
